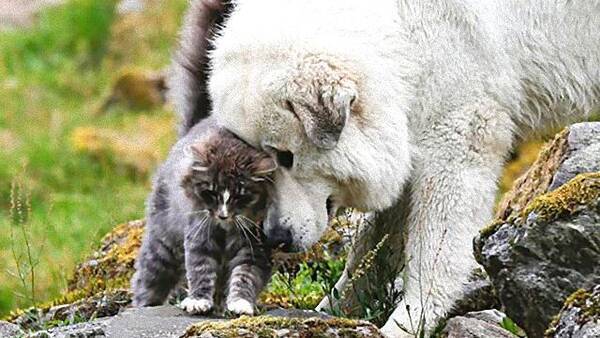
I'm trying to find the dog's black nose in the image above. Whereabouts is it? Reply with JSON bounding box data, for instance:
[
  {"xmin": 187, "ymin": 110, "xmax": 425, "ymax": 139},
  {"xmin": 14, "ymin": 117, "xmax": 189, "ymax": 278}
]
[{"xmin": 266, "ymin": 227, "xmax": 294, "ymax": 252}]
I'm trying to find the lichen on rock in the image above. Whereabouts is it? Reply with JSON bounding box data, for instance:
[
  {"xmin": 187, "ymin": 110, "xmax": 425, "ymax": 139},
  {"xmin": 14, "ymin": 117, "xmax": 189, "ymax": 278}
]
[
  {"xmin": 68, "ymin": 220, "xmax": 145, "ymax": 294},
  {"xmin": 475, "ymin": 122, "xmax": 600, "ymax": 338},
  {"xmin": 495, "ymin": 128, "xmax": 570, "ymax": 223},
  {"xmin": 5, "ymin": 289, "xmax": 130, "ymax": 332},
  {"xmin": 522, "ymin": 172, "xmax": 600, "ymax": 223},
  {"xmin": 182, "ymin": 315, "xmax": 383, "ymax": 338},
  {"xmin": 97, "ymin": 69, "xmax": 167, "ymax": 113},
  {"xmin": 545, "ymin": 285, "xmax": 600, "ymax": 337}
]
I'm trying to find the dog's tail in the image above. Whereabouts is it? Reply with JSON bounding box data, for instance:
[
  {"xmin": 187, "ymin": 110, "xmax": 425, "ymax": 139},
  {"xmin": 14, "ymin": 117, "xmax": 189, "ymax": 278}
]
[{"xmin": 169, "ymin": 1, "xmax": 233, "ymax": 138}]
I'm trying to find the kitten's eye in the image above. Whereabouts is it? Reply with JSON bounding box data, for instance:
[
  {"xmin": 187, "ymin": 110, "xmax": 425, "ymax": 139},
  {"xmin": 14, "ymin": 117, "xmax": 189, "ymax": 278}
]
[
  {"xmin": 198, "ymin": 190, "xmax": 217, "ymax": 203},
  {"xmin": 236, "ymin": 194, "xmax": 256, "ymax": 206}
]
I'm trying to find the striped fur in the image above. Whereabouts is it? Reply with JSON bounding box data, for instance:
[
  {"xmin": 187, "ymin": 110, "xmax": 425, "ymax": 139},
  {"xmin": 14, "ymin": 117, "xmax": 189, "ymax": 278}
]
[{"xmin": 131, "ymin": 117, "xmax": 274, "ymax": 315}]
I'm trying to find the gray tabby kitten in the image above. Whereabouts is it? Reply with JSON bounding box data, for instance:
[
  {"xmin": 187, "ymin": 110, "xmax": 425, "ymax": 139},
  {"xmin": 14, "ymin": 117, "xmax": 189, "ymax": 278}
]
[{"xmin": 131, "ymin": 117, "xmax": 276, "ymax": 315}]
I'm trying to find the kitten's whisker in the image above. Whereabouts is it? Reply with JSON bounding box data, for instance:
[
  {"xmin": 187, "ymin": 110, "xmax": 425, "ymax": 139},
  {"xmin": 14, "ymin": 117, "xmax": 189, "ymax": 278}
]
[
  {"xmin": 190, "ymin": 214, "xmax": 209, "ymax": 239},
  {"xmin": 234, "ymin": 218, "xmax": 255, "ymax": 257},
  {"xmin": 185, "ymin": 209, "xmax": 210, "ymax": 216},
  {"xmin": 238, "ymin": 215, "xmax": 265, "ymax": 237},
  {"xmin": 236, "ymin": 216, "xmax": 261, "ymax": 241}
]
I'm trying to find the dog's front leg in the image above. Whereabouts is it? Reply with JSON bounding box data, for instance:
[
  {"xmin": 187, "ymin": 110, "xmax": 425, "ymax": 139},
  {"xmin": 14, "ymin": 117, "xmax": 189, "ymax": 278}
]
[{"xmin": 381, "ymin": 102, "xmax": 513, "ymax": 337}]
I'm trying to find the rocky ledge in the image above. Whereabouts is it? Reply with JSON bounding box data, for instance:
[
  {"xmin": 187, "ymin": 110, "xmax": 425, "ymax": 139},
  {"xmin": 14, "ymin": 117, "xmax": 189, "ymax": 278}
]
[{"xmin": 474, "ymin": 122, "xmax": 600, "ymax": 338}]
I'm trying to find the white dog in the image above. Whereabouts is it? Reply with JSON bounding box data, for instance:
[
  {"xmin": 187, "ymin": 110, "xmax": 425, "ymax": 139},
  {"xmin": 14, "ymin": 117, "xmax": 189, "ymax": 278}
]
[{"xmin": 171, "ymin": 0, "xmax": 600, "ymax": 336}]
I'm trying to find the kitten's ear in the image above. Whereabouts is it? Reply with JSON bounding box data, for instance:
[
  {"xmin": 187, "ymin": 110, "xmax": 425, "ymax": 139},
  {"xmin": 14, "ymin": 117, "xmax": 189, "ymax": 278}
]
[
  {"xmin": 253, "ymin": 156, "xmax": 278, "ymax": 177},
  {"xmin": 187, "ymin": 143, "xmax": 209, "ymax": 172}
]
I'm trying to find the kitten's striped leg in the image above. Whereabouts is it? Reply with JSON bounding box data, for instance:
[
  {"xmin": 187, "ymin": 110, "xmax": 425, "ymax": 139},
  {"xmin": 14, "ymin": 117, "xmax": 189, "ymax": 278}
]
[
  {"xmin": 131, "ymin": 233, "xmax": 183, "ymax": 306},
  {"xmin": 182, "ymin": 243, "xmax": 218, "ymax": 314},
  {"xmin": 226, "ymin": 248, "xmax": 271, "ymax": 315}
]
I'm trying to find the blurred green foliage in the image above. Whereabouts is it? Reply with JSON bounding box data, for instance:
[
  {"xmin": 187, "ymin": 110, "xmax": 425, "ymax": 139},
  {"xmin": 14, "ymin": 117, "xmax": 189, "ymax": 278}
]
[{"xmin": 0, "ymin": 0, "xmax": 186, "ymax": 315}]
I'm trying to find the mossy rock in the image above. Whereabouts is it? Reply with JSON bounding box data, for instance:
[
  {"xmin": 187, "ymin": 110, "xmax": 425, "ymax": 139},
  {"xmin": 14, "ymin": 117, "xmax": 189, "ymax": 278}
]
[
  {"xmin": 476, "ymin": 172, "xmax": 600, "ymax": 337},
  {"xmin": 482, "ymin": 122, "xmax": 600, "ymax": 238},
  {"xmin": 183, "ymin": 315, "xmax": 383, "ymax": 338},
  {"xmin": 5, "ymin": 289, "xmax": 130, "ymax": 332},
  {"xmin": 475, "ymin": 123, "xmax": 600, "ymax": 338},
  {"xmin": 2, "ymin": 220, "xmax": 143, "ymax": 330},
  {"xmin": 494, "ymin": 128, "xmax": 570, "ymax": 227},
  {"xmin": 522, "ymin": 172, "xmax": 600, "ymax": 223},
  {"xmin": 67, "ymin": 220, "xmax": 144, "ymax": 294},
  {"xmin": 97, "ymin": 69, "xmax": 167, "ymax": 113},
  {"xmin": 545, "ymin": 285, "xmax": 600, "ymax": 337}
]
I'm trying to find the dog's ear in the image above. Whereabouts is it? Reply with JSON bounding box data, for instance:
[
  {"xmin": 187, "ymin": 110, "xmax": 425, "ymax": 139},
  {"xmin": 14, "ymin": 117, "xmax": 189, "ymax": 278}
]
[
  {"xmin": 251, "ymin": 156, "xmax": 278, "ymax": 180},
  {"xmin": 286, "ymin": 58, "xmax": 358, "ymax": 150}
]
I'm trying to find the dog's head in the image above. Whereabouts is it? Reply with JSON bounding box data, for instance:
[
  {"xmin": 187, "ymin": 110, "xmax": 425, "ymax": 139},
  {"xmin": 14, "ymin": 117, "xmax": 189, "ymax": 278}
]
[{"xmin": 208, "ymin": 3, "xmax": 412, "ymax": 251}]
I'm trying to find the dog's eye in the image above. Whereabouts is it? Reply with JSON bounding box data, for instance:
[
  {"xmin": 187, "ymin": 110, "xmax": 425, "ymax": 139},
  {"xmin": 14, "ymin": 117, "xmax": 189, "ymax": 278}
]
[{"xmin": 276, "ymin": 150, "xmax": 294, "ymax": 169}]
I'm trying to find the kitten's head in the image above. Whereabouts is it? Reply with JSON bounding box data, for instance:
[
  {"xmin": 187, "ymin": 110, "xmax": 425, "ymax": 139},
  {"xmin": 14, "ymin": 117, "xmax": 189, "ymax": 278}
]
[{"xmin": 182, "ymin": 130, "xmax": 277, "ymax": 229}]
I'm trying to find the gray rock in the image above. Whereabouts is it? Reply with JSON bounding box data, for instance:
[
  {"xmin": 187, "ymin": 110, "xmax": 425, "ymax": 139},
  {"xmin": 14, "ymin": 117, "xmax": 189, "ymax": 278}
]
[
  {"xmin": 28, "ymin": 319, "xmax": 109, "ymax": 338},
  {"xmin": 549, "ymin": 123, "xmax": 600, "ymax": 191},
  {"xmin": 0, "ymin": 320, "xmax": 24, "ymax": 338},
  {"xmin": 442, "ymin": 310, "xmax": 516, "ymax": 338},
  {"xmin": 465, "ymin": 309, "xmax": 506, "ymax": 325},
  {"xmin": 476, "ymin": 200, "xmax": 600, "ymax": 338},
  {"xmin": 475, "ymin": 122, "xmax": 600, "ymax": 338},
  {"xmin": 547, "ymin": 285, "xmax": 600, "ymax": 338},
  {"xmin": 448, "ymin": 268, "xmax": 500, "ymax": 317},
  {"xmin": 104, "ymin": 305, "xmax": 210, "ymax": 338}
]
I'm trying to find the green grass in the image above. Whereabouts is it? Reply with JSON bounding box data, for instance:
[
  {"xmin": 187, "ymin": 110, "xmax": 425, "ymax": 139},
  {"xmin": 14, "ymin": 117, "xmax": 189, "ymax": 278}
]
[
  {"xmin": 0, "ymin": 0, "xmax": 187, "ymax": 315},
  {"xmin": 264, "ymin": 259, "xmax": 346, "ymax": 310}
]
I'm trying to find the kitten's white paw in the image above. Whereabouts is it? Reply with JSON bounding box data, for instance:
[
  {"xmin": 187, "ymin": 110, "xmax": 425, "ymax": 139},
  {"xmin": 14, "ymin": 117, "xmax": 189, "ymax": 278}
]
[
  {"xmin": 226, "ymin": 298, "xmax": 254, "ymax": 315},
  {"xmin": 180, "ymin": 297, "xmax": 213, "ymax": 314}
]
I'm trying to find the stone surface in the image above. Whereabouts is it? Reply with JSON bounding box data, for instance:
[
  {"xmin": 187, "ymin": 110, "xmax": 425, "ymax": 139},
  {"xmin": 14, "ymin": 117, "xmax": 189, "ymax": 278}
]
[
  {"xmin": 448, "ymin": 268, "xmax": 500, "ymax": 317},
  {"xmin": 548, "ymin": 123, "xmax": 600, "ymax": 191},
  {"xmin": 476, "ymin": 177, "xmax": 600, "ymax": 337},
  {"xmin": 104, "ymin": 305, "xmax": 205, "ymax": 338},
  {"xmin": 441, "ymin": 310, "xmax": 516, "ymax": 338},
  {"xmin": 9, "ymin": 289, "xmax": 131, "ymax": 332},
  {"xmin": 17, "ymin": 306, "xmax": 382, "ymax": 338},
  {"xmin": 28, "ymin": 319, "xmax": 109, "ymax": 338},
  {"xmin": 546, "ymin": 285, "xmax": 600, "ymax": 338},
  {"xmin": 0, "ymin": 320, "xmax": 24, "ymax": 337},
  {"xmin": 475, "ymin": 123, "xmax": 600, "ymax": 338}
]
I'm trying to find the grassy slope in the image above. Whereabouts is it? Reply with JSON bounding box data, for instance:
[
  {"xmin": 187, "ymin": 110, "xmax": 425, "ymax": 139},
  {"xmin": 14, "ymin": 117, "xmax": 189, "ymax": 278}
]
[{"xmin": 0, "ymin": 0, "xmax": 186, "ymax": 315}]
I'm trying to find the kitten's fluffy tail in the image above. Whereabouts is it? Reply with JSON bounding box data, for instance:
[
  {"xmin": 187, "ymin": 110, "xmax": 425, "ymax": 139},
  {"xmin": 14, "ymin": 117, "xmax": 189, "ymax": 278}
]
[{"xmin": 169, "ymin": 1, "xmax": 233, "ymax": 138}]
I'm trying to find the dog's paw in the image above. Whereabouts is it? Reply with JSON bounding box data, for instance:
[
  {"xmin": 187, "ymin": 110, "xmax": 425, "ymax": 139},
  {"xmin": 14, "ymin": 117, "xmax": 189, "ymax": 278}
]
[
  {"xmin": 180, "ymin": 297, "xmax": 213, "ymax": 314},
  {"xmin": 226, "ymin": 298, "xmax": 254, "ymax": 315}
]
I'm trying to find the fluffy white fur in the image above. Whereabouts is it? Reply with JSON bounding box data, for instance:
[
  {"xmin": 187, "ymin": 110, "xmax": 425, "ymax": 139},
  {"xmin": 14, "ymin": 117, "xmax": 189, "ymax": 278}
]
[{"xmin": 201, "ymin": 0, "xmax": 600, "ymax": 336}]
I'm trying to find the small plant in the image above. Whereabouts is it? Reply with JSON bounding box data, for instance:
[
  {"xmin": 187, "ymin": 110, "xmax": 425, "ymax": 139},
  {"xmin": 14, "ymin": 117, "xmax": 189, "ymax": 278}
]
[
  {"xmin": 262, "ymin": 257, "xmax": 345, "ymax": 310},
  {"xmin": 501, "ymin": 316, "xmax": 526, "ymax": 337},
  {"xmin": 7, "ymin": 175, "xmax": 42, "ymax": 307},
  {"xmin": 345, "ymin": 234, "xmax": 405, "ymax": 327}
]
